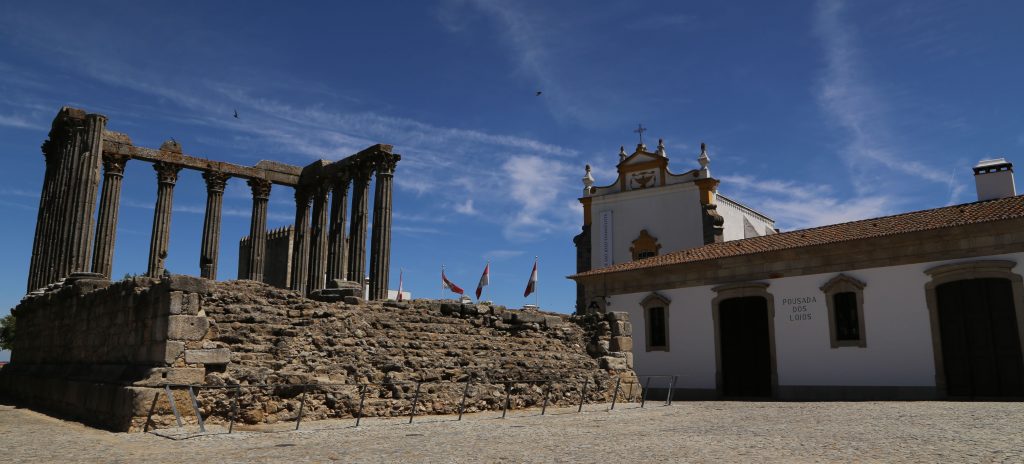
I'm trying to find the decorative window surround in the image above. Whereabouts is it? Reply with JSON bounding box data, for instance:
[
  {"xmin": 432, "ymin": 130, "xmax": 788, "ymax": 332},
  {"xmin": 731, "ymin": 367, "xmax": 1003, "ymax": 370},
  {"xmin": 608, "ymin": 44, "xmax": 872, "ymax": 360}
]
[
  {"xmin": 641, "ymin": 292, "xmax": 671, "ymax": 352},
  {"xmin": 630, "ymin": 229, "xmax": 662, "ymax": 261},
  {"xmin": 821, "ymin": 274, "xmax": 868, "ymax": 348}
]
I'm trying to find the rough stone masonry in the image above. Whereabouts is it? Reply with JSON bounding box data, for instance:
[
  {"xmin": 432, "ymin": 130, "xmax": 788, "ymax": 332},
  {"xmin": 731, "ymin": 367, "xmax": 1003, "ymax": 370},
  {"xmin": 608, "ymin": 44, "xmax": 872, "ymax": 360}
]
[{"xmin": 0, "ymin": 275, "xmax": 637, "ymax": 431}]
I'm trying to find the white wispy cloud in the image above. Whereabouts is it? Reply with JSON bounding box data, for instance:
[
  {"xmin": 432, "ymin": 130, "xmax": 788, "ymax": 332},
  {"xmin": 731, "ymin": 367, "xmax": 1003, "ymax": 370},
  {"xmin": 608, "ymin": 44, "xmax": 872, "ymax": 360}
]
[
  {"xmin": 454, "ymin": 199, "xmax": 478, "ymax": 215},
  {"xmin": 721, "ymin": 174, "xmax": 891, "ymax": 230},
  {"xmin": 501, "ymin": 155, "xmax": 578, "ymax": 240},
  {"xmin": 0, "ymin": 114, "xmax": 45, "ymax": 130},
  {"xmin": 123, "ymin": 200, "xmax": 291, "ymax": 222},
  {"xmin": 483, "ymin": 249, "xmax": 524, "ymax": 261},
  {"xmin": 814, "ymin": 0, "xmax": 964, "ymax": 203}
]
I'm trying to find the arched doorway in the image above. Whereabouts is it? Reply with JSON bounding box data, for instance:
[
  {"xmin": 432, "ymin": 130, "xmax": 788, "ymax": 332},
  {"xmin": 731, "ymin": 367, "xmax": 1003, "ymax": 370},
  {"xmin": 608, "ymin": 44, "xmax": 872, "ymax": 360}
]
[
  {"xmin": 936, "ymin": 278, "xmax": 1024, "ymax": 397},
  {"xmin": 713, "ymin": 283, "xmax": 777, "ymax": 398},
  {"xmin": 926, "ymin": 261, "xmax": 1024, "ymax": 398}
]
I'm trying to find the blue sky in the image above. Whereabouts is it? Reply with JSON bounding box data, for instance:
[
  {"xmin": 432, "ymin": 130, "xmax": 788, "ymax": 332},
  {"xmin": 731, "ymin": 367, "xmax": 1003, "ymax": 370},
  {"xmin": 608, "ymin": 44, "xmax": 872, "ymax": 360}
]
[{"xmin": 1, "ymin": 1, "xmax": 1023, "ymax": 360}]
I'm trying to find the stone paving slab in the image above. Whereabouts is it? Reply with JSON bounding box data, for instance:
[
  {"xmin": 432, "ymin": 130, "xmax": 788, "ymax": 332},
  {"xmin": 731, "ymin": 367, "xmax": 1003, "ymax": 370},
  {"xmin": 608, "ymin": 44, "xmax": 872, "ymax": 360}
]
[{"xmin": 2, "ymin": 401, "xmax": 1023, "ymax": 463}]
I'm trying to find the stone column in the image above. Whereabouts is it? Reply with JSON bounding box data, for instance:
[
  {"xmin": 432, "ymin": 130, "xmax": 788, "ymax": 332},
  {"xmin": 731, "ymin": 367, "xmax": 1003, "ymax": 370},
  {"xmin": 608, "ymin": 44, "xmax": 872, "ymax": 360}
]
[
  {"xmin": 199, "ymin": 171, "xmax": 229, "ymax": 279},
  {"xmin": 27, "ymin": 142, "xmax": 59, "ymax": 291},
  {"xmin": 247, "ymin": 178, "xmax": 272, "ymax": 282},
  {"xmin": 147, "ymin": 162, "xmax": 182, "ymax": 277},
  {"xmin": 368, "ymin": 155, "xmax": 398, "ymax": 300},
  {"xmin": 90, "ymin": 153, "xmax": 129, "ymax": 278},
  {"xmin": 326, "ymin": 173, "xmax": 350, "ymax": 282},
  {"xmin": 307, "ymin": 183, "xmax": 330, "ymax": 293},
  {"xmin": 290, "ymin": 188, "xmax": 312, "ymax": 293},
  {"xmin": 346, "ymin": 163, "xmax": 373, "ymax": 285}
]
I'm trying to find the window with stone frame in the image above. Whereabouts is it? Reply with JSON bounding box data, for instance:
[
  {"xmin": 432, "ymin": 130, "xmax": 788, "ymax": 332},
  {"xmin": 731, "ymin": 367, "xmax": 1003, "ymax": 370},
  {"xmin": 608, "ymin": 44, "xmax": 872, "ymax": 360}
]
[
  {"xmin": 630, "ymin": 229, "xmax": 662, "ymax": 261},
  {"xmin": 820, "ymin": 274, "xmax": 867, "ymax": 348},
  {"xmin": 641, "ymin": 293, "xmax": 670, "ymax": 351}
]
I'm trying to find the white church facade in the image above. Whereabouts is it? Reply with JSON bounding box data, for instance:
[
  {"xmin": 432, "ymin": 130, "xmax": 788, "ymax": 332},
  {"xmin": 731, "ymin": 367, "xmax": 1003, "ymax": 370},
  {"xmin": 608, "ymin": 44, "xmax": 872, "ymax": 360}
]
[{"xmin": 571, "ymin": 147, "xmax": 1024, "ymax": 400}]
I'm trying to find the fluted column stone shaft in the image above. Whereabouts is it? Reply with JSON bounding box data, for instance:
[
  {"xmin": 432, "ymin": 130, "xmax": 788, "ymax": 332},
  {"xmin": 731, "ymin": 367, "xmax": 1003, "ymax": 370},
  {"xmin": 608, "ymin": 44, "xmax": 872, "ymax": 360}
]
[
  {"xmin": 368, "ymin": 156, "xmax": 397, "ymax": 300},
  {"xmin": 199, "ymin": 172, "xmax": 229, "ymax": 279},
  {"xmin": 347, "ymin": 165, "xmax": 373, "ymax": 285},
  {"xmin": 326, "ymin": 175, "xmax": 350, "ymax": 282},
  {"xmin": 307, "ymin": 184, "xmax": 330, "ymax": 293},
  {"xmin": 147, "ymin": 162, "xmax": 182, "ymax": 277},
  {"xmin": 290, "ymin": 188, "xmax": 312, "ymax": 293},
  {"xmin": 90, "ymin": 154, "xmax": 128, "ymax": 278},
  {"xmin": 27, "ymin": 145, "xmax": 59, "ymax": 291},
  {"xmin": 247, "ymin": 178, "xmax": 272, "ymax": 282}
]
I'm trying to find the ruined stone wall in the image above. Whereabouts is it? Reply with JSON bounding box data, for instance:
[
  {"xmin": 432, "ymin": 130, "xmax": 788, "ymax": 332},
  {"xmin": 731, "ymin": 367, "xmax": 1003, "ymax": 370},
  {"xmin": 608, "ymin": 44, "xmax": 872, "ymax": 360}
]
[
  {"xmin": 238, "ymin": 226, "xmax": 294, "ymax": 288},
  {"xmin": 1, "ymin": 277, "xmax": 637, "ymax": 432}
]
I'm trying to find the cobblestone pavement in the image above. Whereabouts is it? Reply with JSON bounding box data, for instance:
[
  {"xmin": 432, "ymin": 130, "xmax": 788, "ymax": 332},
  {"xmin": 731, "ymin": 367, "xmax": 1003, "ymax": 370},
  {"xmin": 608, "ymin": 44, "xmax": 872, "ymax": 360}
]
[{"xmin": 2, "ymin": 401, "xmax": 1023, "ymax": 463}]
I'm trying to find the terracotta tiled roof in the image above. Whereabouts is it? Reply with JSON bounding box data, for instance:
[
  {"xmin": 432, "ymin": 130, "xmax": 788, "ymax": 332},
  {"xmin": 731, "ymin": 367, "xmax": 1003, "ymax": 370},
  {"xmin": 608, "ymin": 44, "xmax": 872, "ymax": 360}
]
[{"xmin": 572, "ymin": 195, "xmax": 1024, "ymax": 278}]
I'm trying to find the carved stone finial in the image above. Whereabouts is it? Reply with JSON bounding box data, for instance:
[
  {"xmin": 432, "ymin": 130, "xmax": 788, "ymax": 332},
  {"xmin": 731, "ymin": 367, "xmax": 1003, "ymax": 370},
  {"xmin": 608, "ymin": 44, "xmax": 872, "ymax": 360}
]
[
  {"xmin": 619, "ymin": 146, "xmax": 627, "ymax": 162},
  {"xmin": 656, "ymin": 138, "xmax": 667, "ymax": 157},
  {"xmin": 582, "ymin": 164, "xmax": 595, "ymax": 195},
  {"xmin": 698, "ymin": 141, "xmax": 710, "ymax": 172}
]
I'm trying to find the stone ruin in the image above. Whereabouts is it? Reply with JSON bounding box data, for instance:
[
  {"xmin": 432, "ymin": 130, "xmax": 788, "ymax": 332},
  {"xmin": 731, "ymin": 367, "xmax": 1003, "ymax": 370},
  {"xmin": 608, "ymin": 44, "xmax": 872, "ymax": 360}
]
[{"xmin": 0, "ymin": 107, "xmax": 639, "ymax": 431}]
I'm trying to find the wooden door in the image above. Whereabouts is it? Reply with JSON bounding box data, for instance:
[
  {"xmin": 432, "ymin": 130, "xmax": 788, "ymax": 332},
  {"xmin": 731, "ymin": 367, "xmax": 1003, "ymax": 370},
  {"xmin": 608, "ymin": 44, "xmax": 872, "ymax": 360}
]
[{"xmin": 719, "ymin": 296, "xmax": 772, "ymax": 397}]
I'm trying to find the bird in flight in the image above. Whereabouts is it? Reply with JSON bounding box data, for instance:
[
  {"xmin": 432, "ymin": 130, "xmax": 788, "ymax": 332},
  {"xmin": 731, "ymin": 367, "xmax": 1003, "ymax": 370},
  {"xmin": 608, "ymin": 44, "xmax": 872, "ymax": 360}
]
[
  {"xmin": 233, "ymin": 109, "xmax": 239, "ymax": 119},
  {"xmin": 536, "ymin": 91, "xmax": 542, "ymax": 96}
]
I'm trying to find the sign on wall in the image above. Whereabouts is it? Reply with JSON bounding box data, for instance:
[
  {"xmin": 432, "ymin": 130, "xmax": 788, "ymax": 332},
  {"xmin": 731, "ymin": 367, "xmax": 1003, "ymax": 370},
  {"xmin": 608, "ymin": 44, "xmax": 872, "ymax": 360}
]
[{"xmin": 599, "ymin": 211, "xmax": 613, "ymax": 267}]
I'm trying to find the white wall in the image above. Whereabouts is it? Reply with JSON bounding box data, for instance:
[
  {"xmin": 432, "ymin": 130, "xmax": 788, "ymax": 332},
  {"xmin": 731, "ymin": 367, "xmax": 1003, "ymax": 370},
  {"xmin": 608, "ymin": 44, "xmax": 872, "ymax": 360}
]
[
  {"xmin": 717, "ymin": 195, "xmax": 774, "ymax": 241},
  {"xmin": 611, "ymin": 252, "xmax": 1024, "ymax": 388},
  {"xmin": 590, "ymin": 183, "xmax": 704, "ymax": 269}
]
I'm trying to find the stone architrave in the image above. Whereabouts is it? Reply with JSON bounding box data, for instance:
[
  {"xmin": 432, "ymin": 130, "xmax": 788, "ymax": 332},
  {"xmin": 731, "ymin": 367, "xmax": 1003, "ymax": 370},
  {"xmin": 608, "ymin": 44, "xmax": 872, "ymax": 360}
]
[
  {"xmin": 307, "ymin": 183, "xmax": 330, "ymax": 292},
  {"xmin": 326, "ymin": 173, "xmax": 350, "ymax": 281},
  {"xmin": 147, "ymin": 161, "xmax": 182, "ymax": 277},
  {"xmin": 199, "ymin": 171, "xmax": 229, "ymax": 279},
  {"xmin": 247, "ymin": 178, "xmax": 272, "ymax": 282},
  {"xmin": 368, "ymin": 155, "xmax": 398, "ymax": 300},
  {"xmin": 90, "ymin": 153, "xmax": 129, "ymax": 278},
  {"xmin": 290, "ymin": 187, "xmax": 312, "ymax": 292},
  {"xmin": 347, "ymin": 163, "xmax": 373, "ymax": 284}
]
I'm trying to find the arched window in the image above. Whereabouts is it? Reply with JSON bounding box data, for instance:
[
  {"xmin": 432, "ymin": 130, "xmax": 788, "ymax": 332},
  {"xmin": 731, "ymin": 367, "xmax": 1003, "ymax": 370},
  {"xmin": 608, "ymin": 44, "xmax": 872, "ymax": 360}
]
[
  {"xmin": 641, "ymin": 293, "xmax": 671, "ymax": 352},
  {"xmin": 820, "ymin": 274, "xmax": 867, "ymax": 348}
]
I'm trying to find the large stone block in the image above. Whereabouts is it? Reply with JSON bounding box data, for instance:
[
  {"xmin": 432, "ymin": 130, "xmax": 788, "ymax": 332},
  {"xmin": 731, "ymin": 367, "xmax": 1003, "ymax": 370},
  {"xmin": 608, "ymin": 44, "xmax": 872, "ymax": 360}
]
[
  {"xmin": 133, "ymin": 367, "xmax": 207, "ymax": 386},
  {"xmin": 543, "ymin": 316, "xmax": 563, "ymax": 328},
  {"xmin": 162, "ymin": 341, "xmax": 185, "ymax": 364},
  {"xmin": 611, "ymin": 321, "xmax": 632, "ymax": 336},
  {"xmin": 163, "ymin": 274, "xmax": 213, "ymax": 295},
  {"xmin": 606, "ymin": 311, "xmax": 630, "ymax": 322},
  {"xmin": 167, "ymin": 315, "xmax": 209, "ymax": 341},
  {"xmin": 609, "ymin": 336, "xmax": 633, "ymax": 352},
  {"xmin": 599, "ymin": 356, "xmax": 628, "ymax": 370},
  {"xmin": 511, "ymin": 311, "xmax": 546, "ymax": 324},
  {"xmin": 184, "ymin": 348, "xmax": 231, "ymax": 365}
]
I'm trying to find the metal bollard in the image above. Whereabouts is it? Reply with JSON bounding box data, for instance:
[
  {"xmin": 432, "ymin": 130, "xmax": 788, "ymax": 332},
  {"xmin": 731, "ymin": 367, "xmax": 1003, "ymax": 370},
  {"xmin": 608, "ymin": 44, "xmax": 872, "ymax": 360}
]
[
  {"xmin": 541, "ymin": 382, "xmax": 551, "ymax": 416},
  {"xmin": 165, "ymin": 385, "xmax": 183, "ymax": 428},
  {"xmin": 187, "ymin": 386, "xmax": 206, "ymax": 433},
  {"xmin": 640, "ymin": 377, "xmax": 652, "ymax": 408},
  {"xmin": 578, "ymin": 378, "xmax": 589, "ymax": 413},
  {"xmin": 667, "ymin": 375, "xmax": 678, "ymax": 406},
  {"xmin": 501, "ymin": 382, "xmax": 512, "ymax": 419},
  {"xmin": 228, "ymin": 385, "xmax": 240, "ymax": 434},
  {"xmin": 356, "ymin": 384, "xmax": 367, "ymax": 427},
  {"xmin": 457, "ymin": 379, "xmax": 471, "ymax": 421},
  {"xmin": 409, "ymin": 381, "xmax": 422, "ymax": 424},
  {"xmin": 296, "ymin": 385, "xmax": 307, "ymax": 430},
  {"xmin": 626, "ymin": 381, "xmax": 635, "ymax": 404},
  {"xmin": 610, "ymin": 377, "xmax": 622, "ymax": 411}
]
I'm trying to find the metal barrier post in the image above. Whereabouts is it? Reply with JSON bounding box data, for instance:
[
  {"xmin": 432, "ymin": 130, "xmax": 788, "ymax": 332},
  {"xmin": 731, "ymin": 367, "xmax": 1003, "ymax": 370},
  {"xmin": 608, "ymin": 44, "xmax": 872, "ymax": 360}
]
[
  {"xmin": 228, "ymin": 385, "xmax": 240, "ymax": 434},
  {"xmin": 578, "ymin": 378, "xmax": 589, "ymax": 413},
  {"xmin": 409, "ymin": 381, "xmax": 422, "ymax": 424},
  {"xmin": 610, "ymin": 377, "xmax": 622, "ymax": 411},
  {"xmin": 457, "ymin": 379, "xmax": 471, "ymax": 421},
  {"xmin": 356, "ymin": 384, "xmax": 367, "ymax": 427},
  {"xmin": 640, "ymin": 377, "xmax": 652, "ymax": 408},
  {"xmin": 626, "ymin": 381, "xmax": 635, "ymax": 403},
  {"xmin": 296, "ymin": 384, "xmax": 308, "ymax": 430},
  {"xmin": 541, "ymin": 382, "xmax": 551, "ymax": 416},
  {"xmin": 144, "ymin": 389, "xmax": 160, "ymax": 433},
  {"xmin": 664, "ymin": 377, "xmax": 674, "ymax": 406},
  {"xmin": 187, "ymin": 386, "xmax": 206, "ymax": 433},
  {"xmin": 164, "ymin": 385, "xmax": 183, "ymax": 427},
  {"xmin": 667, "ymin": 375, "xmax": 678, "ymax": 406},
  {"xmin": 501, "ymin": 382, "xmax": 512, "ymax": 419}
]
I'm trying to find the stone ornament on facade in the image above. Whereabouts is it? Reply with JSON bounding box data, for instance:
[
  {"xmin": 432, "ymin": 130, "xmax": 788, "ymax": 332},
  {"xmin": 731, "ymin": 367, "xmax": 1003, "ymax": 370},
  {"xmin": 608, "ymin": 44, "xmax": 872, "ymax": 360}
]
[
  {"xmin": 202, "ymin": 171, "xmax": 229, "ymax": 193},
  {"xmin": 630, "ymin": 229, "xmax": 662, "ymax": 261}
]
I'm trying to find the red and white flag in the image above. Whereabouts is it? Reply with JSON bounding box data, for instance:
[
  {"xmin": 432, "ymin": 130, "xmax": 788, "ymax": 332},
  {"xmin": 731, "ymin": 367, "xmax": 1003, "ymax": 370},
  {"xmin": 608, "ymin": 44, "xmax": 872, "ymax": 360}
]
[
  {"xmin": 396, "ymin": 269, "xmax": 404, "ymax": 301},
  {"xmin": 475, "ymin": 263, "xmax": 490, "ymax": 300},
  {"xmin": 442, "ymin": 269, "xmax": 464, "ymax": 295},
  {"xmin": 523, "ymin": 258, "xmax": 538, "ymax": 297}
]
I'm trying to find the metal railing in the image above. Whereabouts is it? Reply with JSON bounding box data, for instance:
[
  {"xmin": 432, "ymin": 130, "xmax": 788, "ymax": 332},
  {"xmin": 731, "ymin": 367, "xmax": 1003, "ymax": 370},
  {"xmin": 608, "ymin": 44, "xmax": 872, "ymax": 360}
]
[{"xmin": 144, "ymin": 375, "xmax": 669, "ymax": 436}]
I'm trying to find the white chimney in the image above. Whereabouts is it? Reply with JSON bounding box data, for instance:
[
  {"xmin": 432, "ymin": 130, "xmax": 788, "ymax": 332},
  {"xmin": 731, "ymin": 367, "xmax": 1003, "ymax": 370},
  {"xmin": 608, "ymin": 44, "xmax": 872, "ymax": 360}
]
[{"xmin": 974, "ymin": 158, "xmax": 1016, "ymax": 201}]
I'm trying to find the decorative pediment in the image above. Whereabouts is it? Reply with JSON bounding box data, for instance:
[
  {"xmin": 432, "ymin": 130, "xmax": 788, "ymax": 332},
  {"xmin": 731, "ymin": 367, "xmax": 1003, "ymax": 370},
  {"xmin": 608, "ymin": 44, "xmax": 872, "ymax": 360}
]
[
  {"xmin": 630, "ymin": 229, "xmax": 662, "ymax": 260},
  {"xmin": 617, "ymin": 144, "xmax": 668, "ymax": 192}
]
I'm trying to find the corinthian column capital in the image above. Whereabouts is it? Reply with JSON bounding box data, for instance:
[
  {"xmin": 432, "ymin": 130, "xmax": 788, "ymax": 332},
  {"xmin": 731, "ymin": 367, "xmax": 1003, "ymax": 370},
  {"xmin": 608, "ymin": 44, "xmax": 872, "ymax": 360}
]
[
  {"xmin": 248, "ymin": 177, "xmax": 272, "ymax": 200},
  {"xmin": 153, "ymin": 162, "xmax": 182, "ymax": 185},
  {"xmin": 202, "ymin": 171, "xmax": 230, "ymax": 193},
  {"xmin": 102, "ymin": 153, "xmax": 129, "ymax": 176}
]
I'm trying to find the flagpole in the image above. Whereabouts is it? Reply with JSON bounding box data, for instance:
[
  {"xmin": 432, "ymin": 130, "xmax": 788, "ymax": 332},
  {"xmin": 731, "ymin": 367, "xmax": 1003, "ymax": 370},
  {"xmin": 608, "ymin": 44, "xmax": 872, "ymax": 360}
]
[
  {"xmin": 440, "ymin": 264, "xmax": 444, "ymax": 301},
  {"xmin": 535, "ymin": 256, "xmax": 539, "ymax": 309},
  {"xmin": 484, "ymin": 260, "xmax": 489, "ymax": 303}
]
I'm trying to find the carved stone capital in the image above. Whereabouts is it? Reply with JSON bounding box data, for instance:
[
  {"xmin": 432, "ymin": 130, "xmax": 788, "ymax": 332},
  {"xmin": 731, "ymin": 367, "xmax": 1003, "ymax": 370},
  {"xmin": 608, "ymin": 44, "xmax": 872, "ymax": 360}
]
[
  {"xmin": 102, "ymin": 153, "xmax": 129, "ymax": 176},
  {"xmin": 374, "ymin": 153, "xmax": 400, "ymax": 176},
  {"xmin": 202, "ymin": 171, "xmax": 230, "ymax": 193},
  {"xmin": 248, "ymin": 177, "xmax": 272, "ymax": 200},
  {"xmin": 153, "ymin": 162, "xmax": 182, "ymax": 185},
  {"xmin": 294, "ymin": 185, "xmax": 313, "ymax": 205}
]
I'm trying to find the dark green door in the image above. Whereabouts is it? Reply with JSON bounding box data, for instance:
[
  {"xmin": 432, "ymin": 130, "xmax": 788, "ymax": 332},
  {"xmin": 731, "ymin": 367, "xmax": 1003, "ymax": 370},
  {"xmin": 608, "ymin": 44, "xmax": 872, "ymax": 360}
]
[
  {"xmin": 937, "ymin": 278, "xmax": 1024, "ymax": 397},
  {"xmin": 719, "ymin": 296, "xmax": 772, "ymax": 397}
]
